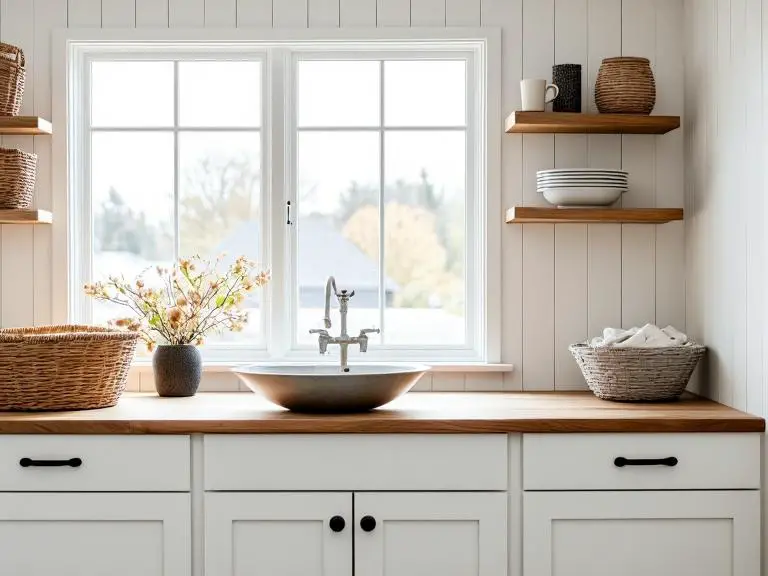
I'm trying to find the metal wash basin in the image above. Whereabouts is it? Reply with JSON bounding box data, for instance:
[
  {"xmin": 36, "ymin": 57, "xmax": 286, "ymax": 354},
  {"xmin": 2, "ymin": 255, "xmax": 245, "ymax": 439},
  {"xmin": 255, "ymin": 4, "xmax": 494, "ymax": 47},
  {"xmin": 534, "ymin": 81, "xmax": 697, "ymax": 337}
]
[{"xmin": 233, "ymin": 364, "xmax": 428, "ymax": 413}]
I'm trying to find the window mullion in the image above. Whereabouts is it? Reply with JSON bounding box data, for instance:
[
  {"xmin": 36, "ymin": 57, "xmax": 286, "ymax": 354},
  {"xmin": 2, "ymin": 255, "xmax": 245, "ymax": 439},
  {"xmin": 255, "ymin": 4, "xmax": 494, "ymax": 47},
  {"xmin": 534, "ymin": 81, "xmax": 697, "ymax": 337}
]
[
  {"xmin": 378, "ymin": 59, "xmax": 385, "ymax": 342},
  {"xmin": 266, "ymin": 48, "xmax": 291, "ymax": 359},
  {"xmin": 172, "ymin": 61, "xmax": 180, "ymax": 261},
  {"xmin": 80, "ymin": 55, "xmax": 94, "ymax": 324}
]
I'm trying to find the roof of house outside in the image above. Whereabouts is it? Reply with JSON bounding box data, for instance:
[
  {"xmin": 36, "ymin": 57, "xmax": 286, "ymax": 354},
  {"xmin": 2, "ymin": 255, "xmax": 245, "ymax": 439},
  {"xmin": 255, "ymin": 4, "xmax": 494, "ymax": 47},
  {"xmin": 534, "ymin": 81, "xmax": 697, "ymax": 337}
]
[{"xmin": 94, "ymin": 214, "xmax": 397, "ymax": 293}]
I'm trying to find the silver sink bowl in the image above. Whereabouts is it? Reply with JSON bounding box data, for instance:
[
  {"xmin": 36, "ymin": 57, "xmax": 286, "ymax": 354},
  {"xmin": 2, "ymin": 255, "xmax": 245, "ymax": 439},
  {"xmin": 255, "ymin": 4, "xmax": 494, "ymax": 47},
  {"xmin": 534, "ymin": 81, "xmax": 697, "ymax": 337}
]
[{"xmin": 233, "ymin": 364, "xmax": 429, "ymax": 413}]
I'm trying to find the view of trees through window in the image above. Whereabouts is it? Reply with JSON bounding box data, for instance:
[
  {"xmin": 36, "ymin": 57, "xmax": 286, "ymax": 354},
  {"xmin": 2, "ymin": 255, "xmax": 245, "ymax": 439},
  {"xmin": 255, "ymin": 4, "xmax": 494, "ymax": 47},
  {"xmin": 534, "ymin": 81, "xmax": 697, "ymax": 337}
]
[{"xmin": 89, "ymin": 56, "xmax": 469, "ymax": 351}]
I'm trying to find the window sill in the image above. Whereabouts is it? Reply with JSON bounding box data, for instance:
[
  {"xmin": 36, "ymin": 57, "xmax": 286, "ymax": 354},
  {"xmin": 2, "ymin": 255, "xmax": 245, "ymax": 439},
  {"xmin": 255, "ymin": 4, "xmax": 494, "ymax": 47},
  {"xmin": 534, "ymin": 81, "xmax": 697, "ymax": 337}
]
[{"xmin": 129, "ymin": 361, "xmax": 514, "ymax": 374}]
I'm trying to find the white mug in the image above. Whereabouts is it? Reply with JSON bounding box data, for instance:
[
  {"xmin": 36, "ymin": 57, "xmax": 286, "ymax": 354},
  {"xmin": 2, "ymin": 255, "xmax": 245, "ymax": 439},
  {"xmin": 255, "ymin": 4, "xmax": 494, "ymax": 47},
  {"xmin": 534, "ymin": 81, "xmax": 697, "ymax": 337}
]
[{"xmin": 520, "ymin": 79, "xmax": 559, "ymax": 111}]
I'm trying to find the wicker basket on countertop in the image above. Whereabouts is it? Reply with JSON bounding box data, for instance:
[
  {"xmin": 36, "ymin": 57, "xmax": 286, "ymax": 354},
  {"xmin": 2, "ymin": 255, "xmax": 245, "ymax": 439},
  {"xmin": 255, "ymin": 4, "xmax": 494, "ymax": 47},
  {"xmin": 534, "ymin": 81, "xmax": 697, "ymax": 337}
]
[
  {"xmin": 569, "ymin": 342, "xmax": 705, "ymax": 402},
  {"xmin": 0, "ymin": 42, "xmax": 25, "ymax": 116},
  {"xmin": 595, "ymin": 57, "xmax": 656, "ymax": 115},
  {"xmin": 0, "ymin": 325, "xmax": 139, "ymax": 411},
  {"xmin": 0, "ymin": 147, "xmax": 36, "ymax": 209}
]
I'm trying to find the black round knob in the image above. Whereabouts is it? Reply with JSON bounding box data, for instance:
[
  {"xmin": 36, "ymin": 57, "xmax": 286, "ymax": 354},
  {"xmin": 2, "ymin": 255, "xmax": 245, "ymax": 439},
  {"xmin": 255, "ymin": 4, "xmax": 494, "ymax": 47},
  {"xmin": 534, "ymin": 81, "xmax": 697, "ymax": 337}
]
[
  {"xmin": 360, "ymin": 515, "xmax": 376, "ymax": 532},
  {"xmin": 329, "ymin": 516, "xmax": 346, "ymax": 532}
]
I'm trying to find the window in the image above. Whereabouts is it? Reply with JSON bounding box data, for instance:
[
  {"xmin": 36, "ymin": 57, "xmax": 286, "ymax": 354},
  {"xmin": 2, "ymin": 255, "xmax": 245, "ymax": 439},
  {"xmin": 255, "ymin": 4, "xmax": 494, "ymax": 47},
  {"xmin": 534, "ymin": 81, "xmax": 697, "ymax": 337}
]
[{"xmin": 60, "ymin": 31, "xmax": 498, "ymax": 363}]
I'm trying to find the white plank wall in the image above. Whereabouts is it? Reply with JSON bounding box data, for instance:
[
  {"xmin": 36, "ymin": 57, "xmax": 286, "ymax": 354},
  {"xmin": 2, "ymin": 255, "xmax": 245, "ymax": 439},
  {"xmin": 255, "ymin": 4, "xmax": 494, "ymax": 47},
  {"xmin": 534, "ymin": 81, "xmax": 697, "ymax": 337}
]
[
  {"xmin": 684, "ymin": 0, "xmax": 766, "ymax": 412},
  {"xmin": 553, "ymin": 0, "xmax": 588, "ymax": 390},
  {"xmin": 483, "ymin": 0, "xmax": 522, "ymax": 390},
  {"xmin": 237, "ymin": 0, "xmax": 272, "ymax": 27},
  {"xmin": 586, "ymin": 0, "xmax": 622, "ymax": 348},
  {"xmin": 1, "ymin": 0, "xmax": 684, "ymax": 393},
  {"xmin": 2, "ymin": 0, "xmax": 35, "ymax": 330},
  {"xmin": 521, "ymin": 0, "xmax": 555, "ymax": 390}
]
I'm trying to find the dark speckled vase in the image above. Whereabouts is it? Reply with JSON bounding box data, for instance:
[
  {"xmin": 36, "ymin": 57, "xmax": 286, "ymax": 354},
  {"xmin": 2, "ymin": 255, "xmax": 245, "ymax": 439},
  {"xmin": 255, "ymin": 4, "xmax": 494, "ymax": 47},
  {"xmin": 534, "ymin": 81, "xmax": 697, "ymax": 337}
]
[{"xmin": 153, "ymin": 345, "xmax": 202, "ymax": 397}]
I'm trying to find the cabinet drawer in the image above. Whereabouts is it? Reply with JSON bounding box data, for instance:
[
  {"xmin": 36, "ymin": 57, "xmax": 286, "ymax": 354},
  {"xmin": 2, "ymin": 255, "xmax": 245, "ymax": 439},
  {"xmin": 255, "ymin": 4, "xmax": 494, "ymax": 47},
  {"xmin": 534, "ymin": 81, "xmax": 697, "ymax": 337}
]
[
  {"xmin": 205, "ymin": 434, "xmax": 508, "ymax": 491},
  {"xmin": 523, "ymin": 433, "xmax": 760, "ymax": 490},
  {"xmin": 0, "ymin": 436, "xmax": 190, "ymax": 492}
]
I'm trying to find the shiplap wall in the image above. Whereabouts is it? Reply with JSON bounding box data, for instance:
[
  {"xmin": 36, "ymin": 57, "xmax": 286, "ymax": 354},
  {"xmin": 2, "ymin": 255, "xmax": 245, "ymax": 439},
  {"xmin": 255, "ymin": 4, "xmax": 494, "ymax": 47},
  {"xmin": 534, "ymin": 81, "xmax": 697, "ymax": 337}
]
[
  {"xmin": 684, "ymin": 0, "xmax": 766, "ymax": 415},
  {"xmin": 0, "ymin": 0, "xmax": 684, "ymax": 392}
]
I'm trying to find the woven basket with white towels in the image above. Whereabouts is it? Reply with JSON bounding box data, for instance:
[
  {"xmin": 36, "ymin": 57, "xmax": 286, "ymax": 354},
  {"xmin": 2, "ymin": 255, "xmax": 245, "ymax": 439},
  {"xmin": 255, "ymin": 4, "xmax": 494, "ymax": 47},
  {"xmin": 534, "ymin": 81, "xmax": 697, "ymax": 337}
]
[{"xmin": 570, "ymin": 324, "xmax": 705, "ymax": 402}]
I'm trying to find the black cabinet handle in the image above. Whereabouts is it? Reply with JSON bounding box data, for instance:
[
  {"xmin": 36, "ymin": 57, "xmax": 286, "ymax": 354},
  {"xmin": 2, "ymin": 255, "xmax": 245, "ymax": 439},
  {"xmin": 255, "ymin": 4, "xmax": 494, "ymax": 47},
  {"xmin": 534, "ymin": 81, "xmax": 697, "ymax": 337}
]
[
  {"xmin": 19, "ymin": 457, "xmax": 82, "ymax": 468},
  {"xmin": 360, "ymin": 515, "xmax": 376, "ymax": 532},
  {"xmin": 614, "ymin": 456, "xmax": 678, "ymax": 468},
  {"xmin": 329, "ymin": 516, "xmax": 346, "ymax": 532}
]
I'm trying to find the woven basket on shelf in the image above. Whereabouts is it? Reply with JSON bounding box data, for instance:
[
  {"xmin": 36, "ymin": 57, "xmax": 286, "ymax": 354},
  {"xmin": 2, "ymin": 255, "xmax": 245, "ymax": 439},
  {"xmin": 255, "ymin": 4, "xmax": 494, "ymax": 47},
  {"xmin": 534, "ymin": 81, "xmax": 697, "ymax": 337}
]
[
  {"xmin": 595, "ymin": 57, "xmax": 656, "ymax": 115},
  {"xmin": 0, "ymin": 147, "xmax": 36, "ymax": 209},
  {"xmin": 569, "ymin": 342, "xmax": 705, "ymax": 402},
  {"xmin": 0, "ymin": 325, "xmax": 139, "ymax": 411},
  {"xmin": 0, "ymin": 43, "xmax": 25, "ymax": 116}
]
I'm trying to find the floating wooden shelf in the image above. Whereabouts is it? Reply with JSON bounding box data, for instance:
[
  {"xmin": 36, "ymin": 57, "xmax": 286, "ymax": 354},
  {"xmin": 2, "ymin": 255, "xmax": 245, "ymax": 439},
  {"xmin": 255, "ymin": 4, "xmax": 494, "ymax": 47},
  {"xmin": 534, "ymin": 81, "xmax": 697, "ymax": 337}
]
[
  {"xmin": 0, "ymin": 210, "xmax": 52, "ymax": 224},
  {"xmin": 505, "ymin": 207, "xmax": 683, "ymax": 224},
  {"xmin": 0, "ymin": 116, "xmax": 52, "ymax": 135},
  {"xmin": 505, "ymin": 111, "xmax": 680, "ymax": 134}
]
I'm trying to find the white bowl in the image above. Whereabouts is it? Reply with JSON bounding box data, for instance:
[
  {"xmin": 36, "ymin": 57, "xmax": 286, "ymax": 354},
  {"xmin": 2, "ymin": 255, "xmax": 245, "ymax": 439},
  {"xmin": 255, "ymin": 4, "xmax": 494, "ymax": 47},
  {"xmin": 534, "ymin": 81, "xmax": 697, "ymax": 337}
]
[{"xmin": 540, "ymin": 187, "xmax": 623, "ymax": 207}]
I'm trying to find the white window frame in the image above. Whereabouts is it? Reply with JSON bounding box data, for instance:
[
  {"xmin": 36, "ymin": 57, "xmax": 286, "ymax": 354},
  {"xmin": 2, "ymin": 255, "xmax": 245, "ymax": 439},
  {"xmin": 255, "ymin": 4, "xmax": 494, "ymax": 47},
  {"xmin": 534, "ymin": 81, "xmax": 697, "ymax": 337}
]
[{"xmin": 53, "ymin": 28, "xmax": 501, "ymax": 365}]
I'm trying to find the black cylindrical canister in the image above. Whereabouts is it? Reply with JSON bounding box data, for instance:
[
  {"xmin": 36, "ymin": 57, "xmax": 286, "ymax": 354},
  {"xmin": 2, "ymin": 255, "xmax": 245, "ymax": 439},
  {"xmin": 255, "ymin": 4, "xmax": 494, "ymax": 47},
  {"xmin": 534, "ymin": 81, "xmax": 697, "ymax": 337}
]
[{"xmin": 552, "ymin": 64, "xmax": 582, "ymax": 113}]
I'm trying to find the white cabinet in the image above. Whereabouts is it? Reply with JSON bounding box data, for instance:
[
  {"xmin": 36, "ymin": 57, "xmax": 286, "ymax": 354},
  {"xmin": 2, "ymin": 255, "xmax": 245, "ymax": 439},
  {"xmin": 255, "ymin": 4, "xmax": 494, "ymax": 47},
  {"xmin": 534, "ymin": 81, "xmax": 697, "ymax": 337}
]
[
  {"xmin": 205, "ymin": 492, "xmax": 352, "ymax": 576},
  {"xmin": 205, "ymin": 492, "xmax": 506, "ymax": 576},
  {"xmin": 0, "ymin": 431, "xmax": 759, "ymax": 576},
  {"xmin": 0, "ymin": 493, "xmax": 190, "ymax": 576},
  {"xmin": 524, "ymin": 490, "xmax": 760, "ymax": 576},
  {"xmin": 355, "ymin": 492, "xmax": 507, "ymax": 576}
]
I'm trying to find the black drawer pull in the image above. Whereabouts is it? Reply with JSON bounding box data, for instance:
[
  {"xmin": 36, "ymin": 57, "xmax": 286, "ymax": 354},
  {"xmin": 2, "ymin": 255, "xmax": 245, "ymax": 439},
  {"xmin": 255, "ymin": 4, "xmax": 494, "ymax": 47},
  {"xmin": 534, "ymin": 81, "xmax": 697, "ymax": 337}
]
[
  {"xmin": 614, "ymin": 456, "xmax": 678, "ymax": 468},
  {"xmin": 19, "ymin": 458, "xmax": 82, "ymax": 468}
]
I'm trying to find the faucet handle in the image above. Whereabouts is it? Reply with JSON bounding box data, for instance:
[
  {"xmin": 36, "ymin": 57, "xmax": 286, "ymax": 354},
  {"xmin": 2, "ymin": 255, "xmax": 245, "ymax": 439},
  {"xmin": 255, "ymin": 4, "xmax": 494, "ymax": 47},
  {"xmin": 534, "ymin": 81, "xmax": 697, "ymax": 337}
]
[
  {"xmin": 357, "ymin": 328, "xmax": 380, "ymax": 353},
  {"xmin": 310, "ymin": 329, "xmax": 330, "ymax": 354}
]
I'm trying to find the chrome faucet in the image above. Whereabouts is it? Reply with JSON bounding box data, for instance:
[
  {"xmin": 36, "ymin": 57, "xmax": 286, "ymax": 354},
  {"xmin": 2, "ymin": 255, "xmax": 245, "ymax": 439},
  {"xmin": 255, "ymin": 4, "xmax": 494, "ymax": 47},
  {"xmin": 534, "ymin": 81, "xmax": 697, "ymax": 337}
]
[{"xmin": 309, "ymin": 276, "xmax": 380, "ymax": 371}]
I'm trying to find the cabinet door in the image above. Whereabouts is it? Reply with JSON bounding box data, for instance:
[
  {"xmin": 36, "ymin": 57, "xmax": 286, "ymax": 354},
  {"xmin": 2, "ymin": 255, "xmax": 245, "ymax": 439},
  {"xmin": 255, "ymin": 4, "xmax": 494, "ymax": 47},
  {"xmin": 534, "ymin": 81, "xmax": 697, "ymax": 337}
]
[
  {"xmin": 355, "ymin": 492, "xmax": 506, "ymax": 576},
  {"xmin": 0, "ymin": 493, "xmax": 190, "ymax": 576},
  {"xmin": 524, "ymin": 491, "xmax": 760, "ymax": 576},
  {"xmin": 205, "ymin": 492, "xmax": 352, "ymax": 576}
]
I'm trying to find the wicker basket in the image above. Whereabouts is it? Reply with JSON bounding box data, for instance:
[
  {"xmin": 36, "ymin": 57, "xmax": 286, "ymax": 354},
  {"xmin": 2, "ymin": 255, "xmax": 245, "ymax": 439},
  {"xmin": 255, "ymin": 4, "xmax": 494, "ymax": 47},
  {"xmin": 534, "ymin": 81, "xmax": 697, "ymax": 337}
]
[
  {"xmin": 0, "ymin": 147, "xmax": 36, "ymax": 209},
  {"xmin": 0, "ymin": 325, "xmax": 139, "ymax": 411},
  {"xmin": 595, "ymin": 57, "xmax": 656, "ymax": 115},
  {"xmin": 569, "ymin": 342, "xmax": 705, "ymax": 402},
  {"xmin": 0, "ymin": 43, "xmax": 25, "ymax": 116}
]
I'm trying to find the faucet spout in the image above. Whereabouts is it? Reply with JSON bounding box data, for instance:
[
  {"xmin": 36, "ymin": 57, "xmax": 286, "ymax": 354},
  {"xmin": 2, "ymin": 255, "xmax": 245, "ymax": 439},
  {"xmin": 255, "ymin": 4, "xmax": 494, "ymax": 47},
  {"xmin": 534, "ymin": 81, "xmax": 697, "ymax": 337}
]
[{"xmin": 323, "ymin": 276, "xmax": 338, "ymax": 329}]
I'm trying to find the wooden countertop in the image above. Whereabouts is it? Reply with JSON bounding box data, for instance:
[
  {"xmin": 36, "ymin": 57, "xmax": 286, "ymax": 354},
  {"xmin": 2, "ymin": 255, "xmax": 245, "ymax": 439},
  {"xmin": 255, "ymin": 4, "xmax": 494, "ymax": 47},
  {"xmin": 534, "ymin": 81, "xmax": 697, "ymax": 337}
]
[{"xmin": 0, "ymin": 392, "xmax": 762, "ymax": 434}]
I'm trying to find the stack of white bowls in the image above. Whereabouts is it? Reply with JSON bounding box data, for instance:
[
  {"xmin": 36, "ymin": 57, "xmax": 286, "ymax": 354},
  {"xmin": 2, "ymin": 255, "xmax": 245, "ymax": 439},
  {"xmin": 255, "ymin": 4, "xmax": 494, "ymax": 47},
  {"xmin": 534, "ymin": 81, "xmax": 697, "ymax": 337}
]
[{"xmin": 537, "ymin": 169, "xmax": 629, "ymax": 207}]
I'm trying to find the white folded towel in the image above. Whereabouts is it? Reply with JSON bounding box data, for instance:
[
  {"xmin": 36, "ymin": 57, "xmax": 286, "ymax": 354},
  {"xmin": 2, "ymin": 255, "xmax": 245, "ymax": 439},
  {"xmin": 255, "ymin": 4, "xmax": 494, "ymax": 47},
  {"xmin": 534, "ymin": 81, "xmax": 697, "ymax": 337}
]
[{"xmin": 589, "ymin": 324, "xmax": 688, "ymax": 348}]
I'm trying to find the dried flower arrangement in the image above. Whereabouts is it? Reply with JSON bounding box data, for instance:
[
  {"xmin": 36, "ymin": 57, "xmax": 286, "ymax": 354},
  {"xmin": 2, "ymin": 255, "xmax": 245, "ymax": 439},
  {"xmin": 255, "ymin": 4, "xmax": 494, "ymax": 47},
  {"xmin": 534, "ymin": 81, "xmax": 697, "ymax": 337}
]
[{"xmin": 84, "ymin": 255, "xmax": 269, "ymax": 350}]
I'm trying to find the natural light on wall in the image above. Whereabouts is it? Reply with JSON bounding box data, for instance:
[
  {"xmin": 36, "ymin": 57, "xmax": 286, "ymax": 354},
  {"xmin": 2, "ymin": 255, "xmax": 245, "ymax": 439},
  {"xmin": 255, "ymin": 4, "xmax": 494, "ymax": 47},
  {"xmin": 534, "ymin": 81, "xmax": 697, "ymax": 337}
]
[{"xmin": 62, "ymin": 33, "xmax": 495, "ymax": 363}]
